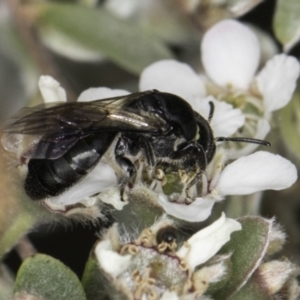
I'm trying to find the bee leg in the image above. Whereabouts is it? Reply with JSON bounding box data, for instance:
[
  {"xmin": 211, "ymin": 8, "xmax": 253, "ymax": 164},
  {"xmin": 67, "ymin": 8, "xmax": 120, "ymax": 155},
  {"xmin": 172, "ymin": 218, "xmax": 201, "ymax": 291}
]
[
  {"xmin": 176, "ymin": 170, "xmax": 198, "ymax": 203},
  {"xmin": 134, "ymin": 161, "xmax": 145, "ymax": 184},
  {"xmin": 120, "ymin": 185, "xmax": 128, "ymax": 202},
  {"xmin": 184, "ymin": 172, "xmax": 202, "ymax": 203},
  {"xmin": 129, "ymin": 136, "xmax": 156, "ymax": 168},
  {"xmin": 171, "ymin": 141, "xmax": 207, "ymax": 202},
  {"xmin": 117, "ymin": 157, "xmax": 136, "ymax": 180},
  {"xmin": 116, "ymin": 134, "xmax": 156, "ymax": 181}
]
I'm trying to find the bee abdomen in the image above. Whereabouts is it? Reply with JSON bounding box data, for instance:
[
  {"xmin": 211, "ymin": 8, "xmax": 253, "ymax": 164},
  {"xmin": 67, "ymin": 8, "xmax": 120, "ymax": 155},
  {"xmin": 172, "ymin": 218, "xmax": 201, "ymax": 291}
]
[
  {"xmin": 24, "ymin": 158, "xmax": 81, "ymax": 200},
  {"xmin": 25, "ymin": 133, "xmax": 115, "ymax": 200}
]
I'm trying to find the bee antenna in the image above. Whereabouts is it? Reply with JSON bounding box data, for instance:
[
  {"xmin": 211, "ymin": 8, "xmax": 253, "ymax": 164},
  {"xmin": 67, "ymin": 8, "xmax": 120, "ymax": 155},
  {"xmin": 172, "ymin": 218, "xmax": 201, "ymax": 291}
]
[
  {"xmin": 215, "ymin": 137, "xmax": 271, "ymax": 147},
  {"xmin": 208, "ymin": 101, "xmax": 215, "ymax": 122}
]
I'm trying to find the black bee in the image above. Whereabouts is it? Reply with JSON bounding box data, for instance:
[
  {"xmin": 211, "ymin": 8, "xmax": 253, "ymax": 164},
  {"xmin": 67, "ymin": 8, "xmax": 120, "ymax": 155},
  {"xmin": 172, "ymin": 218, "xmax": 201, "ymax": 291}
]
[{"xmin": 1, "ymin": 90, "xmax": 270, "ymax": 201}]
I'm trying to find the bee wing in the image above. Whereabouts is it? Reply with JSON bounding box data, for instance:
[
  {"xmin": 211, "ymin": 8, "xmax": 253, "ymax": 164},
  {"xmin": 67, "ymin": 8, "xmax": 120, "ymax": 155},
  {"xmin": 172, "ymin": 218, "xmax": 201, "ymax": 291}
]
[
  {"xmin": 3, "ymin": 92, "xmax": 163, "ymax": 135},
  {"xmin": 2, "ymin": 92, "xmax": 166, "ymax": 160},
  {"xmin": 1, "ymin": 132, "xmax": 79, "ymax": 160}
]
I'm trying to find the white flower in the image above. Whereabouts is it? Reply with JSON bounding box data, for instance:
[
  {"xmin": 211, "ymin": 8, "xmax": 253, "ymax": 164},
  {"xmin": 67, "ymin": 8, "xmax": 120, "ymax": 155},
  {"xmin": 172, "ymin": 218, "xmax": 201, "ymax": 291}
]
[
  {"xmin": 95, "ymin": 215, "xmax": 237, "ymax": 299},
  {"xmin": 201, "ymin": 20, "xmax": 300, "ymax": 117},
  {"xmin": 201, "ymin": 20, "xmax": 300, "ymax": 158},
  {"xmin": 158, "ymin": 150, "xmax": 297, "ymax": 222}
]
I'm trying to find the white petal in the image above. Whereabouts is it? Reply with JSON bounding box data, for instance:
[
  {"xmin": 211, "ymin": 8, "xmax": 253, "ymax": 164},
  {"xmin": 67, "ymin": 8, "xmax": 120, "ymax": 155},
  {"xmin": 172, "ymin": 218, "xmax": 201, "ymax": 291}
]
[
  {"xmin": 227, "ymin": 119, "xmax": 270, "ymax": 159},
  {"xmin": 216, "ymin": 151, "xmax": 297, "ymax": 195},
  {"xmin": 201, "ymin": 20, "xmax": 260, "ymax": 89},
  {"xmin": 95, "ymin": 240, "xmax": 131, "ymax": 279},
  {"xmin": 176, "ymin": 213, "xmax": 241, "ymax": 270},
  {"xmin": 158, "ymin": 195, "xmax": 216, "ymax": 222},
  {"xmin": 38, "ymin": 75, "xmax": 67, "ymax": 103},
  {"xmin": 193, "ymin": 96, "xmax": 245, "ymax": 137},
  {"xmin": 255, "ymin": 54, "xmax": 300, "ymax": 114},
  {"xmin": 49, "ymin": 162, "xmax": 118, "ymax": 206},
  {"xmin": 78, "ymin": 87, "xmax": 130, "ymax": 102},
  {"xmin": 139, "ymin": 60, "xmax": 206, "ymax": 104}
]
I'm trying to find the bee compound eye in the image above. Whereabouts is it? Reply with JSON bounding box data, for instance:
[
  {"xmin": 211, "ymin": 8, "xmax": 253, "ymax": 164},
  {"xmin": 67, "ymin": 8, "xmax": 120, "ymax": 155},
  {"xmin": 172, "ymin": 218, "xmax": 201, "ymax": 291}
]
[{"xmin": 156, "ymin": 226, "xmax": 177, "ymax": 245}]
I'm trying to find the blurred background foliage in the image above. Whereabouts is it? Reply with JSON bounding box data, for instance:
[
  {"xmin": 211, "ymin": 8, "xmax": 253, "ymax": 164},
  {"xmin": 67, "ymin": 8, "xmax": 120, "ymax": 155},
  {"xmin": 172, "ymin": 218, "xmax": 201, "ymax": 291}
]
[{"xmin": 1, "ymin": 0, "xmax": 300, "ymax": 298}]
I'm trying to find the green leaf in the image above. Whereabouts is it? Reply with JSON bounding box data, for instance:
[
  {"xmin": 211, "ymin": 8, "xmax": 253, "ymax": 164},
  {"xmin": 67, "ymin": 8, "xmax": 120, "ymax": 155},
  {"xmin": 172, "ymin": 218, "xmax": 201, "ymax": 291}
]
[
  {"xmin": 0, "ymin": 265, "xmax": 14, "ymax": 300},
  {"xmin": 81, "ymin": 256, "xmax": 105, "ymax": 300},
  {"xmin": 273, "ymin": 0, "xmax": 300, "ymax": 51},
  {"xmin": 14, "ymin": 254, "xmax": 86, "ymax": 300},
  {"xmin": 206, "ymin": 254, "xmax": 232, "ymax": 294},
  {"xmin": 34, "ymin": 3, "xmax": 173, "ymax": 74},
  {"xmin": 279, "ymin": 89, "xmax": 300, "ymax": 163},
  {"xmin": 213, "ymin": 216, "xmax": 272, "ymax": 299},
  {"xmin": 229, "ymin": 272, "xmax": 270, "ymax": 300}
]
